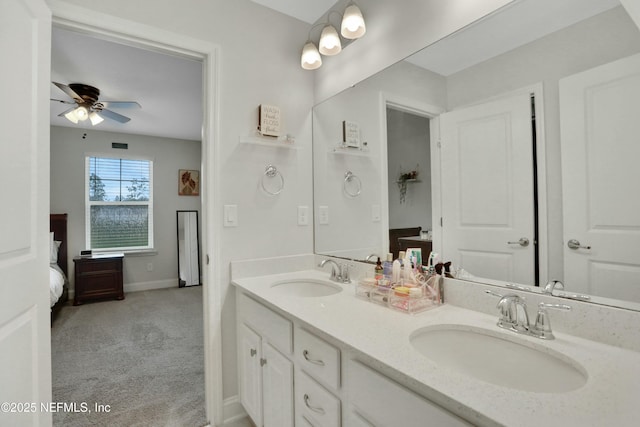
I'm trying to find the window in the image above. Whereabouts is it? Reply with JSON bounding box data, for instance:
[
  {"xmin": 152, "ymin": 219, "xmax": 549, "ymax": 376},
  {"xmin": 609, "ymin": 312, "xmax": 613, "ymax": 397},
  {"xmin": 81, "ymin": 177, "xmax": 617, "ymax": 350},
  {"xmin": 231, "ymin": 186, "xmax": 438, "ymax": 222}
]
[{"xmin": 86, "ymin": 156, "xmax": 153, "ymax": 251}]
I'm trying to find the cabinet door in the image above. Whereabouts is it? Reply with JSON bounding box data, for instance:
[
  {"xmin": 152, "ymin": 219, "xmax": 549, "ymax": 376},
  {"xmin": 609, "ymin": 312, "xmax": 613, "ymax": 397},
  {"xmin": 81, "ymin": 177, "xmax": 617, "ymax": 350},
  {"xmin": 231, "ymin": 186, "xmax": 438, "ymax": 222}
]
[
  {"xmin": 262, "ymin": 342, "xmax": 294, "ymax": 427},
  {"xmin": 239, "ymin": 323, "xmax": 263, "ymax": 426}
]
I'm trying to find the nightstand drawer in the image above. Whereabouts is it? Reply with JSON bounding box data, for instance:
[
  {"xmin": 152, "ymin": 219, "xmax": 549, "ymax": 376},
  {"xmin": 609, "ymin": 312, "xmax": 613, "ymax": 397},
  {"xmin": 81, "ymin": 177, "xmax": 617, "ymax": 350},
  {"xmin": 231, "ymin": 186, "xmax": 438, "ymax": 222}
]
[{"xmin": 73, "ymin": 255, "xmax": 124, "ymax": 305}]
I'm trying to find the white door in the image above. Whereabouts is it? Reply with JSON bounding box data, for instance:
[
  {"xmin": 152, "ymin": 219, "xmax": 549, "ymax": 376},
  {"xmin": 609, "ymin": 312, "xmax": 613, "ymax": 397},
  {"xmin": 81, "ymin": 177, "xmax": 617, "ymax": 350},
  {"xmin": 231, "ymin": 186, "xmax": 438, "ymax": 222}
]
[
  {"xmin": 238, "ymin": 323, "xmax": 263, "ymax": 426},
  {"xmin": 560, "ymin": 53, "xmax": 640, "ymax": 303},
  {"xmin": 440, "ymin": 92, "xmax": 535, "ymax": 285},
  {"xmin": 262, "ymin": 342, "xmax": 293, "ymax": 427},
  {"xmin": 0, "ymin": 0, "xmax": 52, "ymax": 426}
]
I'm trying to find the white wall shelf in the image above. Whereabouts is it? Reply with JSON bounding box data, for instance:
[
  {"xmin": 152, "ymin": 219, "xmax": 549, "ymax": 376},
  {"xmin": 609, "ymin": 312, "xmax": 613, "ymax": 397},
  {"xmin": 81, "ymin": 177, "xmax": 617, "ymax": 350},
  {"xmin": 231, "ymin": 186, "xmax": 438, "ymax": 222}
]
[
  {"xmin": 329, "ymin": 147, "xmax": 370, "ymax": 157},
  {"xmin": 239, "ymin": 135, "xmax": 299, "ymax": 149}
]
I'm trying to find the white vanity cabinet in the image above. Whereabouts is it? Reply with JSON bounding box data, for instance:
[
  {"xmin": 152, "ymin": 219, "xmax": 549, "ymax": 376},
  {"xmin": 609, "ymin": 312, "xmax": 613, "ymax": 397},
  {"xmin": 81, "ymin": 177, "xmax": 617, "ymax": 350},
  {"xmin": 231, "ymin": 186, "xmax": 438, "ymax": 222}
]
[
  {"xmin": 345, "ymin": 360, "xmax": 471, "ymax": 427},
  {"xmin": 237, "ymin": 293, "xmax": 294, "ymax": 427}
]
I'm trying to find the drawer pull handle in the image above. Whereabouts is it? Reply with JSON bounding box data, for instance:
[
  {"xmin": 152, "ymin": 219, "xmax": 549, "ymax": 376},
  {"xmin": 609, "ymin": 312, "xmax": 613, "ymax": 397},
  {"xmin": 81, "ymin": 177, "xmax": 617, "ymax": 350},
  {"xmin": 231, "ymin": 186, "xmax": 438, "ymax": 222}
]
[
  {"xmin": 304, "ymin": 394, "xmax": 325, "ymax": 415},
  {"xmin": 303, "ymin": 350, "xmax": 325, "ymax": 366},
  {"xmin": 250, "ymin": 348, "xmax": 257, "ymax": 357}
]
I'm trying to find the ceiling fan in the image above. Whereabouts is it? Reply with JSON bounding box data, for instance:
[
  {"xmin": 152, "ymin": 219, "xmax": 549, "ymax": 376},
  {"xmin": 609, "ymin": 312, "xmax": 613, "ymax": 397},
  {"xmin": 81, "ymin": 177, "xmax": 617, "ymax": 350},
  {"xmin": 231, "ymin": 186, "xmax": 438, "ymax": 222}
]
[{"xmin": 51, "ymin": 82, "xmax": 141, "ymax": 125}]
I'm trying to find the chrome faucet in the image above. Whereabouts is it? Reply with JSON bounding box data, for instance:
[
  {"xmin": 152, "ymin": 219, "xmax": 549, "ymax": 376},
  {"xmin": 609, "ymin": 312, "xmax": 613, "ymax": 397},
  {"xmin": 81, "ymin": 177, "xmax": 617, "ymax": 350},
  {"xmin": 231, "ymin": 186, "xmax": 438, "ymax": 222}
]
[
  {"xmin": 364, "ymin": 254, "xmax": 379, "ymax": 263},
  {"xmin": 486, "ymin": 290, "xmax": 571, "ymax": 340},
  {"xmin": 543, "ymin": 280, "xmax": 564, "ymax": 295},
  {"xmin": 318, "ymin": 259, "xmax": 351, "ymax": 283},
  {"xmin": 487, "ymin": 291, "xmax": 530, "ymax": 333}
]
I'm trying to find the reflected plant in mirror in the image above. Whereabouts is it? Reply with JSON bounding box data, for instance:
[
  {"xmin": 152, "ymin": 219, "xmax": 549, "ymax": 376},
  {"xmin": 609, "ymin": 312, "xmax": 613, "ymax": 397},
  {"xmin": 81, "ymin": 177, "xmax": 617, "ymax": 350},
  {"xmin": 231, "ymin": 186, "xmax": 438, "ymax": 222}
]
[{"xmin": 312, "ymin": 0, "xmax": 640, "ymax": 311}]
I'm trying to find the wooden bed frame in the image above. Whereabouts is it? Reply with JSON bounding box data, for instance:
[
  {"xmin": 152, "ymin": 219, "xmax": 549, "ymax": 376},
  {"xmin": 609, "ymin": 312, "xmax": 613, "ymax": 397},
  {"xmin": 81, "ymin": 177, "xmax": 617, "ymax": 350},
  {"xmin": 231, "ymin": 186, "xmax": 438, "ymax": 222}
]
[{"xmin": 50, "ymin": 213, "xmax": 69, "ymax": 322}]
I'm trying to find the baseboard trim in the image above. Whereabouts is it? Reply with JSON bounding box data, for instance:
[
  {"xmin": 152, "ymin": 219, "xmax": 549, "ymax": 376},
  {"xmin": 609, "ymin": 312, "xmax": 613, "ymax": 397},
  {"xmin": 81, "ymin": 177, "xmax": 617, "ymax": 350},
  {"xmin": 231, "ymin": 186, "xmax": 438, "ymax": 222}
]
[
  {"xmin": 223, "ymin": 395, "xmax": 247, "ymax": 425},
  {"xmin": 67, "ymin": 279, "xmax": 178, "ymax": 300},
  {"xmin": 125, "ymin": 279, "xmax": 177, "ymax": 293}
]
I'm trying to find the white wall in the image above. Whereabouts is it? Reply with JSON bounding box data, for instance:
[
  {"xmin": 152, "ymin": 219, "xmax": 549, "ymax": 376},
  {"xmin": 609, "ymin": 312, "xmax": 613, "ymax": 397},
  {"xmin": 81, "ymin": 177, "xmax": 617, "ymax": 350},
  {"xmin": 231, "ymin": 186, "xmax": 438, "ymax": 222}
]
[
  {"xmin": 314, "ymin": 0, "xmax": 514, "ymax": 102},
  {"xmin": 386, "ymin": 109, "xmax": 432, "ymax": 231},
  {"xmin": 50, "ymin": 126, "xmax": 202, "ymax": 291},
  {"xmin": 50, "ymin": 0, "xmax": 315, "ymax": 402},
  {"xmin": 445, "ymin": 6, "xmax": 640, "ymax": 281}
]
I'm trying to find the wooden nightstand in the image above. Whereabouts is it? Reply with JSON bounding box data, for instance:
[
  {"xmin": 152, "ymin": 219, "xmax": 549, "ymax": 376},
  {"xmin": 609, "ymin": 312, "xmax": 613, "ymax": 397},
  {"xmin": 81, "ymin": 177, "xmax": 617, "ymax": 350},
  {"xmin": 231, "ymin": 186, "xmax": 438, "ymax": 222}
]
[{"xmin": 73, "ymin": 254, "xmax": 124, "ymax": 305}]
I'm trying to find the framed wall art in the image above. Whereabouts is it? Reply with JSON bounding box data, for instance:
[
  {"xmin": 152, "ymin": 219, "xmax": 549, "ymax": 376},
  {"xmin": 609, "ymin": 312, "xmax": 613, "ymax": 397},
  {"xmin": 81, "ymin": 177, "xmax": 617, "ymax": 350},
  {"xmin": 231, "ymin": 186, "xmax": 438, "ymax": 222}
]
[{"xmin": 179, "ymin": 169, "xmax": 200, "ymax": 196}]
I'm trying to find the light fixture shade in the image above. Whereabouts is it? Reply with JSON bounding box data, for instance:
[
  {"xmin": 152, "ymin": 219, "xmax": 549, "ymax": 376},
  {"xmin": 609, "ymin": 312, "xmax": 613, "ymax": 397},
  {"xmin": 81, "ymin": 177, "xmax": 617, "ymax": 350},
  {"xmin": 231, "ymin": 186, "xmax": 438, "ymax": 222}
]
[
  {"xmin": 319, "ymin": 25, "xmax": 342, "ymax": 56},
  {"xmin": 89, "ymin": 111, "xmax": 104, "ymax": 126},
  {"xmin": 341, "ymin": 4, "xmax": 366, "ymax": 39},
  {"xmin": 301, "ymin": 42, "xmax": 322, "ymax": 70},
  {"xmin": 64, "ymin": 109, "xmax": 79, "ymax": 124}
]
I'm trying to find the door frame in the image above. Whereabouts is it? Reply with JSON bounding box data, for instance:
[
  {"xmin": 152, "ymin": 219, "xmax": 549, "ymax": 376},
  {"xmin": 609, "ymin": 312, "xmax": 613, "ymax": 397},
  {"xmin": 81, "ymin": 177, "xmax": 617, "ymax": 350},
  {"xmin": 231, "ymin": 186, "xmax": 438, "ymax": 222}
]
[
  {"xmin": 49, "ymin": 2, "xmax": 223, "ymax": 425},
  {"xmin": 379, "ymin": 92, "xmax": 445, "ymax": 256}
]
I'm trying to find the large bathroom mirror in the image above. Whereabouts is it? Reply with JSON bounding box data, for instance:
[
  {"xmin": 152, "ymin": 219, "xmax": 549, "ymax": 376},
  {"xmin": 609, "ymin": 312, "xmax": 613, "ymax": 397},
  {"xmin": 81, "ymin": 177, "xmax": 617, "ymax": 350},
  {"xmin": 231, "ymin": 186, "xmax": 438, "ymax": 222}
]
[
  {"xmin": 177, "ymin": 210, "xmax": 201, "ymax": 287},
  {"xmin": 313, "ymin": 0, "xmax": 640, "ymax": 311}
]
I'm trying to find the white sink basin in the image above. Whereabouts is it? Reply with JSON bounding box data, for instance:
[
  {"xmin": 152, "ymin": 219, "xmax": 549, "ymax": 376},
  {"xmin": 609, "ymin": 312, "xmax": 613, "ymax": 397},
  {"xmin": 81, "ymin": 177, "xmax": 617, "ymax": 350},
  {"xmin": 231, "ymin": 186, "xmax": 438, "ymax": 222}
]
[
  {"xmin": 410, "ymin": 325, "xmax": 587, "ymax": 393},
  {"xmin": 270, "ymin": 279, "xmax": 343, "ymax": 297}
]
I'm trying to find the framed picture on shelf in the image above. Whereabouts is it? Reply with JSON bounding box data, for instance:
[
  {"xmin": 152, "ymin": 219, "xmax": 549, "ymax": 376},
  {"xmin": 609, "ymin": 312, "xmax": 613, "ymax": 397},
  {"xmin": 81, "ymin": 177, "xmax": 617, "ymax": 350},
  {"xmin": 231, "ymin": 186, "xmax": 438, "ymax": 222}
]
[
  {"xmin": 342, "ymin": 120, "xmax": 360, "ymax": 148},
  {"xmin": 179, "ymin": 169, "xmax": 200, "ymax": 196}
]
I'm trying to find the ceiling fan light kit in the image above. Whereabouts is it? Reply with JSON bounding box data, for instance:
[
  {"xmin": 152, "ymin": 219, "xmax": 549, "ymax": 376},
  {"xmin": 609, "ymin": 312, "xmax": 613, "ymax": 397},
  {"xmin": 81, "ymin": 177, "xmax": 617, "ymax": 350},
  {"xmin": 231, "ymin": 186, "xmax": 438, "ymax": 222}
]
[
  {"xmin": 51, "ymin": 82, "xmax": 140, "ymax": 126},
  {"xmin": 300, "ymin": 2, "xmax": 366, "ymax": 70}
]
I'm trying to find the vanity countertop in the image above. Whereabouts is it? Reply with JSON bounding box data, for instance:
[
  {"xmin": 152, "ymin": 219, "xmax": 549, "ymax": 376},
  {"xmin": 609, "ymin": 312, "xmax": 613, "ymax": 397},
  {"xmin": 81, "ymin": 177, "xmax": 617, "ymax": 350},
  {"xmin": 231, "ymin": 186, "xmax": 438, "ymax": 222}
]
[{"xmin": 232, "ymin": 269, "xmax": 640, "ymax": 427}]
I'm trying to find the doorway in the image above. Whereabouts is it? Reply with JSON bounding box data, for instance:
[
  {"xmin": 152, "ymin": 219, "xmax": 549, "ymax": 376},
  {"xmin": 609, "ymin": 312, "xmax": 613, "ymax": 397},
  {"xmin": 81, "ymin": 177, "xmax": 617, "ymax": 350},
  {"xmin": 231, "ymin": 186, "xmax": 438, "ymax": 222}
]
[{"xmin": 49, "ymin": 10, "xmax": 222, "ymax": 425}]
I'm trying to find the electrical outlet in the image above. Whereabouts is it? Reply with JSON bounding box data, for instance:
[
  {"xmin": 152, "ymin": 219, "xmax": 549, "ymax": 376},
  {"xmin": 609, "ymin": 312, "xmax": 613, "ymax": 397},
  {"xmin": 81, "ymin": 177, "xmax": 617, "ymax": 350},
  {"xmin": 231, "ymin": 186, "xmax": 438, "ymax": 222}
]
[
  {"xmin": 146, "ymin": 262, "xmax": 153, "ymax": 272},
  {"xmin": 298, "ymin": 206, "xmax": 309, "ymax": 226},
  {"xmin": 319, "ymin": 206, "xmax": 329, "ymax": 225}
]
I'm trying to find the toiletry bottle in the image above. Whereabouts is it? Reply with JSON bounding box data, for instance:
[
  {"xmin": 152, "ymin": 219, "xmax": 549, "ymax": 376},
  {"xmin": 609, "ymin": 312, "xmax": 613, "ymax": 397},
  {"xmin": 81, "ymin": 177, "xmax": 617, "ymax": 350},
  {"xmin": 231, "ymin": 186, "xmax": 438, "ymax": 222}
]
[
  {"xmin": 392, "ymin": 258, "xmax": 401, "ymax": 284},
  {"xmin": 375, "ymin": 257, "xmax": 383, "ymax": 280},
  {"xmin": 383, "ymin": 253, "xmax": 393, "ymax": 277}
]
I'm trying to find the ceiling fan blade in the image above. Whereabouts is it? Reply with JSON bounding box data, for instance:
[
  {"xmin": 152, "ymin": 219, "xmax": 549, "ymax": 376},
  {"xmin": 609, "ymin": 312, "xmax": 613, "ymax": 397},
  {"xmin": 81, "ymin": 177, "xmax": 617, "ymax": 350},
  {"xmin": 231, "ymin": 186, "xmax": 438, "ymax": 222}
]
[
  {"xmin": 99, "ymin": 108, "xmax": 131, "ymax": 123},
  {"xmin": 52, "ymin": 82, "xmax": 83, "ymax": 103},
  {"xmin": 100, "ymin": 101, "xmax": 141, "ymax": 109},
  {"xmin": 51, "ymin": 98, "xmax": 75, "ymax": 104}
]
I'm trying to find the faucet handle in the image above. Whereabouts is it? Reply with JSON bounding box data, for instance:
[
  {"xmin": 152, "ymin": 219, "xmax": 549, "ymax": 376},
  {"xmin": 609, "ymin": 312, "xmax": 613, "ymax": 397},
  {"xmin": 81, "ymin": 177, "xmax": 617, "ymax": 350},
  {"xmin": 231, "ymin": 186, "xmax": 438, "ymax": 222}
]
[
  {"xmin": 531, "ymin": 302, "xmax": 571, "ymax": 340},
  {"xmin": 340, "ymin": 263, "xmax": 351, "ymax": 283}
]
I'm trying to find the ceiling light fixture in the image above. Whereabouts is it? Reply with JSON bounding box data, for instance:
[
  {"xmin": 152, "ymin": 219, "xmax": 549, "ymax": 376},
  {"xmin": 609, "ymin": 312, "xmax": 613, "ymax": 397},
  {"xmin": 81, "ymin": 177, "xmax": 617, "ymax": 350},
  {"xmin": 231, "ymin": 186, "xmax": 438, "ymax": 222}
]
[
  {"xmin": 300, "ymin": 2, "xmax": 366, "ymax": 70},
  {"xmin": 89, "ymin": 111, "xmax": 104, "ymax": 126},
  {"xmin": 301, "ymin": 41, "xmax": 322, "ymax": 70},
  {"xmin": 341, "ymin": 4, "xmax": 366, "ymax": 39},
  {"xmin": 74, "ymin": 106, "xmax": 89, "ymax": 121},
  {"xmin": 319, "ymin": 24, "xmax": 342, "ymax": 56}
]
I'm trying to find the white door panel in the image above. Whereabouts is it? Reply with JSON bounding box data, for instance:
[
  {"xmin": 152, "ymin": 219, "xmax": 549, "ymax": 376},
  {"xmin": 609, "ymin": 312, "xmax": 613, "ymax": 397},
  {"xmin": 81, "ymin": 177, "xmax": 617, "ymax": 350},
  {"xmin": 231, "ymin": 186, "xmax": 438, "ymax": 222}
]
[
  {"xmin": 0, "ymin": 1, "xmax": 51, "ymax": 426},
  {"xmin": 560, "ymin": 53, "xmax": 640, "ymax": 302},
  {"xmin": 440, "ymin": 93, "xmax": 535, "ymax": 285}
]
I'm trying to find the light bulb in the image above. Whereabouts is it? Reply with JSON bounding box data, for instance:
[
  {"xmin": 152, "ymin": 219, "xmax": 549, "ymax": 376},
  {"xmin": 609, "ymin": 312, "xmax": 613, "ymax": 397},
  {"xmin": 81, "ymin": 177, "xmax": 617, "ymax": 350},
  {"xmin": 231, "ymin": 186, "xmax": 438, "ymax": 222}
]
[
  {"xmin": 301, "ymin": 42, "xmax": 322, "ymax": 70},
  {"xmin": 341, "ymin": 5, "xmax": 366, "ymax": 39},
  {"xmin": 319, "ymin": 25, "xmax": 341, "ymax": 56},
  {"xmin": 74, "ymin": 106, "xmax": 89, "ymax": 121}
]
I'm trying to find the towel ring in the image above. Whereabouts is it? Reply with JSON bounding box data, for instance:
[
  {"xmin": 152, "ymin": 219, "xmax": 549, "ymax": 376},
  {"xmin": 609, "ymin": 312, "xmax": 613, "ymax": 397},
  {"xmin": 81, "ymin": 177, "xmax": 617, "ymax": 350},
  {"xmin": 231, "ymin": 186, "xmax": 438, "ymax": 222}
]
[
  {"xmin": 343, "ymin": 171, "xmax": 362, "ymax": 198},
  {"xmin": 261, "ymin": 165, "xmax": 284, "ymax": 196}
]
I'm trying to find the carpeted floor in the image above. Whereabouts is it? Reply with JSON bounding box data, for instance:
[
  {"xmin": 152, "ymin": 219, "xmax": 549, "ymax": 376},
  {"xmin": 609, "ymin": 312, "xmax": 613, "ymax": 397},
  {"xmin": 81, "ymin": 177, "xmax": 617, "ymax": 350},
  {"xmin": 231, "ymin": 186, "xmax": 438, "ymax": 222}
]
[{"xmin": 51, "ymin": 286, "xmax": 207, "ymax": 427}]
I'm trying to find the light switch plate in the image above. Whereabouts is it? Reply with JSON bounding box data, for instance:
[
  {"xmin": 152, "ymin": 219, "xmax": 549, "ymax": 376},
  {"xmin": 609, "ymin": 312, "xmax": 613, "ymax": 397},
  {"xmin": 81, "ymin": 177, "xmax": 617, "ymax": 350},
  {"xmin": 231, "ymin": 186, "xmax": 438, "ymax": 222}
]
[
  {"xmin": 319, "ymin": 206, "xmax": 329, "ymax": 225},
  {"xmin": 224, "ymin": 205, "xmax": 238, "ymax": 227},
  {"xmin": 298, "ymin": 206, "xmax": 309, "ymax": 226},
  {"xmin": 372, "ymin": 204, "xmax": 381, "ymax": 222}
]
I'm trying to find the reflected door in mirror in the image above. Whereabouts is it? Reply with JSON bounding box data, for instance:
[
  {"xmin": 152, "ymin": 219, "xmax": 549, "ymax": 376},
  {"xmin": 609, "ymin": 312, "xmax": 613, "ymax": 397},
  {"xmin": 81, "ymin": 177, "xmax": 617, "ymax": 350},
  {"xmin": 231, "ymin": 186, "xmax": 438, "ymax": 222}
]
[
  {"xmin": 560, "ymin": 53, "xmax": 640, "ymax": 303},
  {"xmin": 440, "ymin": 91, "xmax": 536, "ymax": 285},
  {"xmin": 177, "ymin": 211, "xmax": 200, "ymax": 287}
]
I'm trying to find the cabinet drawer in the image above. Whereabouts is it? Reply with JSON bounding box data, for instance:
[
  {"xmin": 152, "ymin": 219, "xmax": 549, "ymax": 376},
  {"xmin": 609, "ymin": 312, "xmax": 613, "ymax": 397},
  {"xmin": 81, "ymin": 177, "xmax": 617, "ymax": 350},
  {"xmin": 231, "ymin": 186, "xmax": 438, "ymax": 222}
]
[
  {"xmin": 295, "ymin": 328, "xmax": 341, "ymax": 390},
  {"xmin": 295, "ymin": 371, "xmax": 341, "ymax": 427},
  {"xmin": 346, "ymin": 360, "xmax": 470, "ymax": 427},
  {"xmin": 238, "ymin": 292, "xmax": 292, "ymax": 355}
]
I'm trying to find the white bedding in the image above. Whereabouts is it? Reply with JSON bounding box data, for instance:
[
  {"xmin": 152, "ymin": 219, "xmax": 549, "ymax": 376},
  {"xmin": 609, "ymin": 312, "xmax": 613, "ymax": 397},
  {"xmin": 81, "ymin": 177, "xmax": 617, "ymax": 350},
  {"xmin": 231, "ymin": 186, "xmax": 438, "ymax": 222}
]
[{"xmin": 50, "ymin": 264, "xmax": 65, "ymax": 307}]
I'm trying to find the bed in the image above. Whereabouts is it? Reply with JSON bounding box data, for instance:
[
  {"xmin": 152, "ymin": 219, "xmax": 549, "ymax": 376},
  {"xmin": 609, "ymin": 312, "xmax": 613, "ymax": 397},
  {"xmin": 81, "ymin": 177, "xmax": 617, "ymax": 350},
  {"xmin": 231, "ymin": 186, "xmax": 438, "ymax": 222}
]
[{"xmin": 50, "ymin": 213, "xmax": 69, "ymax": 322}]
